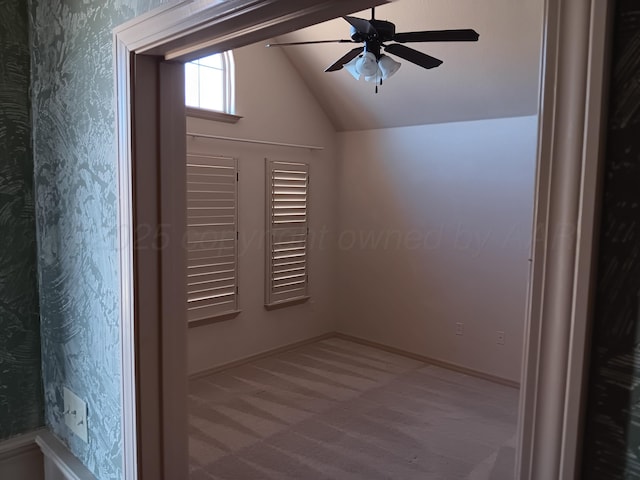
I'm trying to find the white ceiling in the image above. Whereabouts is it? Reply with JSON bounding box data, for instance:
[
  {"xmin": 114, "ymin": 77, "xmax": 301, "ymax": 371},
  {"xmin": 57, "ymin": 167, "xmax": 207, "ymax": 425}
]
[{"xmin": 270, "ymin": 0, "xmax": 544, "ymax": 131}]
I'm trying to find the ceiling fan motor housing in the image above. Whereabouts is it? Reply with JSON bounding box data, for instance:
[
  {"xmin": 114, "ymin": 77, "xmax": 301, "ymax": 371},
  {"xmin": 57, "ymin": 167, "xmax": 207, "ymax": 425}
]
[{"xmin": 349, "ymin": 19, "xmax": 396, "ymax": 43}]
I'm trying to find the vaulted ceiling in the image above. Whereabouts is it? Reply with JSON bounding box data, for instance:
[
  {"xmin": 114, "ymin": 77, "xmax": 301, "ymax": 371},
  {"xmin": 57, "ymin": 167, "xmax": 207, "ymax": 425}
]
[{"xmin": 270, "ymin": 0, "xmax": 543, "ymax": 131}]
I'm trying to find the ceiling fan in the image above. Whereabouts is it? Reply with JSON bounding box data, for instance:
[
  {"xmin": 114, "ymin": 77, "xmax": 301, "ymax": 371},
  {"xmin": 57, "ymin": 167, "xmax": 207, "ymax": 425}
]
[{"xmin": 267, "ymin": 8, "xmax": 479, "ymax": 89}]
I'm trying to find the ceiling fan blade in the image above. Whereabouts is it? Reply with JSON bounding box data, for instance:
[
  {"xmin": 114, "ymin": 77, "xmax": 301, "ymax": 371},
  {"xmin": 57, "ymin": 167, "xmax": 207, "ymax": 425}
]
[
  {"xmin": 384, "ymin": 43, "xmax": 443, "ymax": 69},
  {"xmin": 394, "ymin": 29, "xmax": 479, "ymax": 43},
  {"xmin": 266, "ymin": 39, "xmax": 356, "ymax": 47},
  {"xmin": 325, "ymin": 47, "xmax": 363, "ymax": 72},
  {"xmin": 343, "ymin": 16, "xmax": 377, "ymax": 35}
]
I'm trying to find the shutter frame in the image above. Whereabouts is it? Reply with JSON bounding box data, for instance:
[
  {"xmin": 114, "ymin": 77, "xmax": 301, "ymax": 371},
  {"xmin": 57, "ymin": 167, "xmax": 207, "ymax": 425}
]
[
  {"xmin": 265, "ymin": 159, "xmax": 310, "ymax": 307},
  {"xmin": 187, "ymin": 154, "xmax": 239, "ymax": 322}
]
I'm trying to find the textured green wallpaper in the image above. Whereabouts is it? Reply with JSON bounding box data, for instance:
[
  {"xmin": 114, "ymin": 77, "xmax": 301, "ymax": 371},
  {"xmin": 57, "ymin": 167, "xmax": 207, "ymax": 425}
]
[
  {"xmin": 29, "ymin": 0, "xmax": 168, "ymax": 477},
  {"xmin": 0, "ymin": 0, "xmax": 44, "ymax": 441}
]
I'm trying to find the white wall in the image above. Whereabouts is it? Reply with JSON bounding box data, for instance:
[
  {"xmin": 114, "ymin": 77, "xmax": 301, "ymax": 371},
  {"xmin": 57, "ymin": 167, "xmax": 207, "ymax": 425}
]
[
  {"xmin": 186, "ymin": 42, "xmax": 339, "ymax": 375},
  {"xmin": 336, "ymin": 116, "xmax": 538, "ymax": 383},
  {"xmin": 186, "ymin": 42, "xmax": 537, "ymax": 383}
]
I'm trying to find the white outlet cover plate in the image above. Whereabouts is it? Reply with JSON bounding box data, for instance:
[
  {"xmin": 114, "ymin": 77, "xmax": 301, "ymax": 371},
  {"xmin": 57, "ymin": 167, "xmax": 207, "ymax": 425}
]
[{"xmin": 63, "ymin": 387, "xmax": 88, "ymax": 442}]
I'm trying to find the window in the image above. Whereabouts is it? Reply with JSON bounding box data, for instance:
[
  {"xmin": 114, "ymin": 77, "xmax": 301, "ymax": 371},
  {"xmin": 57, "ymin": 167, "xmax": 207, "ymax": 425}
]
[
  {"xmin": 186, "ymin": 154, "xmax": 239, "ymax": 323},
  {"xmin": 265, "ymin": 160, "xmax": 310, "ymax": 307},
  {"xmin": 185, "ymin": 51, "xmax": 235, "ymax": 113}
]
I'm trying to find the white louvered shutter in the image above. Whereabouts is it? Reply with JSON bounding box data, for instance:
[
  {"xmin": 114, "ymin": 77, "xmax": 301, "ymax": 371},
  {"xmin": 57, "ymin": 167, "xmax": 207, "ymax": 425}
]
[
  {"xmin": 265, "ymin": 160, "xmax": 309, "ymax": 306},
  {"xmin": 186, "ymin": 154, "xmax": 238, "ymax": 322}
]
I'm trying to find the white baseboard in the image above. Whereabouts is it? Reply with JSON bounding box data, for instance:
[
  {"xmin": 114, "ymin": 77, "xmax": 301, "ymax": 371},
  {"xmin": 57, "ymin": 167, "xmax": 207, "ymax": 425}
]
[
  {"xmin": 189, "ymin": 332, "xmax": 335, "ymax": 380},
  {"xmin": 334, "ymin": 332, "xmax": 521, "ymax": 389},
  {"xmin": 36, "ymin": 431, "xmax": 96, "ymax": 480},
  {"xmin": 0, "ymin": 429, "xmax": 45, "ymax": 480},
  {"xmin": 189, "ymin": 331, "xmax": 520, "ymax": 389}
]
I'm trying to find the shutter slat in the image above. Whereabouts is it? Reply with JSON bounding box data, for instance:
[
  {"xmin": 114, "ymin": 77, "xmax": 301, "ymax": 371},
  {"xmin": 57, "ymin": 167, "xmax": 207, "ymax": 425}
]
[
  {"xmin": 188, "ymin": 191, "xmax": 235, "ymax": 201},
  {"xmin": 188, "ymin": 270, "xmax": 235, "ymax": 283},
  {"xmin": 187, "ymin": 221, "xmax": 235, "ymax": 228},
  {"xmin": 188, "ymin": 251, "xmax": 236, "ymax": 264},
  {"xmin": 187, "ymin": 226, "xmax": 236, "ymax": 236},
  {"xmin": 274, "ymin": 245, "xmax": 306, "ymax": 253},
  {"xmin": 187, "ymin": 183, "xmax": 236, "ymax": 193},
  {"xmin": 188, "ymin": 291, "xmax": 236, "ymax": 306},
  {"xmin": 188, "ymin": 262, "xmax": 236, "ymax": 276},
  {"xmin": 273, "ymin": 270, "xmax": 307, "ymax": 281},
  {"xmin": 273, "ymin": 188, "xmax": 307, "ymax": 195},
  {"xmin": 188, "ymin": 284, "xmax": 236, "ymax": 302},
  {"xmin": 273, "ymin": 265, "xmax": 306, "ymax": 275},
  {"xmin": 271, "ymin": 259, "xmax": 306, "ymax": 269},
  {"xmin": 188, "ymin": 239, "xmax": 235, "ymax": 248},
  {"xmin": 187, "ymin": 172, "xmax": 236, "ymax": 182},
  {"xmin": 188, "ymin": 213, "xmax": 235, "ymax": 221}
]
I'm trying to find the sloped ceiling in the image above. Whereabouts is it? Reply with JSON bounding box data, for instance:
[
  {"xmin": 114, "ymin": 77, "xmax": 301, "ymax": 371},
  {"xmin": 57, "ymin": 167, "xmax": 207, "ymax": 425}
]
[{"xmin": 270, "ymin": 0, "xmax": 543, "ymax": 131}]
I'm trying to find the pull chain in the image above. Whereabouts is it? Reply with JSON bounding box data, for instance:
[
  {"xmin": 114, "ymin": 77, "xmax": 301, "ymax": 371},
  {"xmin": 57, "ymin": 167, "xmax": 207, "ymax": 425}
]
[{"xmin": 375, "ymin": 78, "xmax": 382, "ymax": 94}]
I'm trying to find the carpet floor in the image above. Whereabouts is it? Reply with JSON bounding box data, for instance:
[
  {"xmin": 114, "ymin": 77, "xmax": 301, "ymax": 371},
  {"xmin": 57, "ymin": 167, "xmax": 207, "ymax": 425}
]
[{"xmin": 188, "ymin": 337, "xmax": 519, "ymax": 480}]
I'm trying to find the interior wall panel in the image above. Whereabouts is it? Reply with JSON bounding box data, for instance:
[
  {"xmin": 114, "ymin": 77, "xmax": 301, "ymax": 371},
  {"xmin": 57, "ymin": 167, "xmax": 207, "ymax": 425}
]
[
  {"xmin": 0, "ymin": 0, "xmax": 43, "ymax": 441},
  {"xmin": 582, "ymin": 1, "xmax": 640, "ymax": 477},
  {"xmin": 29, "ymin": 0, "xmax": 171, "ymax": 477}
]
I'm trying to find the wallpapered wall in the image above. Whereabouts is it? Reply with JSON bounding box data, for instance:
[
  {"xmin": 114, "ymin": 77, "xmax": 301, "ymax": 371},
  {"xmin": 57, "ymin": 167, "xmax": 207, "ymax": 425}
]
[
  {"xmin": 582, "ymin": 1, "xmax": 640, "ymax": 478},
  {"xmin": 29, "ymin": 0, "xmax": 168, "ymax": 477},
  {"xmin": 0, "ymin": 0, "xmax": 43, "ymax": 441}
]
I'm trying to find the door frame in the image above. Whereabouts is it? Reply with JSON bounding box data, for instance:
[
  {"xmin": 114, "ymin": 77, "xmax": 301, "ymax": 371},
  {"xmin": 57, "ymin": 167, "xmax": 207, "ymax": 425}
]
[{"xmin": 113, "ymin": 0, "xmax": 614, "ymax": 478}]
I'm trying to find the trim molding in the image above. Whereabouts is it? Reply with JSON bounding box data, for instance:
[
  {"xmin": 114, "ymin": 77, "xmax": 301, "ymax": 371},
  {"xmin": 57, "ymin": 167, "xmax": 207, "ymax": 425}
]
[
  {"xmin": 0, "ymin": 430, "xmax": 44, "ymax": 480},
  {"xmin": 189, "ymin": 332, "xmax": 334, "ymax": 380},
  {"xmin": 516, "ymin": 1, "xmax": 612, "ymax": 479},
  {"xmin": 188, "ymin": 310, "xmax": 242, "ymax": 328},
  {"xmin": 114, "ymin": 0, "xmax": 611, "ymax": 478},
  {"xmin": 334, "ymin": 333, "xmax": 520, "ymax": 389},
  {"xmin": 113, "ymin": 33, "xmax": 137, "ymax": 480},
  {"xmin": 0, "ymin": 429, "xmax": 44, "ymax": 480},
  {"xmin": 558, "ymin": 1, "xmax": 613, "ymax": 478},
  {"xmin": 36, "ymin": 431, "xmax": 96, "ymax": 480},
  {"xmin": 186, "ymin": 107, "xmax": 242, "ymax": 123},
  {"xmin": 264, "ymin": 296, "xmax": 311, "ymax": 311},
  {"xmin": 0, "ymin": 429, "xmax": 43, "ymax": 460}
]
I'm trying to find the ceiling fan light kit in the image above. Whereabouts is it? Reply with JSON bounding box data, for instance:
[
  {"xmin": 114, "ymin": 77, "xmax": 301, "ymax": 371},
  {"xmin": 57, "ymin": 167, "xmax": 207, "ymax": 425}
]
[
  {"xmin": 267, "ymin": 7, "xmax": 479, "ymax": 91},
  {"xmin": 344, "ymin": 53, "xmax": 401, "ymax": 85},
  {"xmin": 344, "ymin": 51, "xmax": 379, "ymax": 80}
]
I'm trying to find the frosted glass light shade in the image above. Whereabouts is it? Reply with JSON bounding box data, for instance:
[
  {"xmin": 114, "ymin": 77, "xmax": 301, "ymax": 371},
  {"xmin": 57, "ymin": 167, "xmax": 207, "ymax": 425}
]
[
  {"xmin": 344, "ymin": 56, "xmax": 362, "ymax": 80},
  {"xmin": 357, "ymin": 52, "xmax": 378, "ymax": 77},
  {"xmin": 378, "ymin": 55, "xmax": 401, "ymax": 80},
  {"xmin": 364, "ymin": 68, "xmax": 382, "ymax": 83}
]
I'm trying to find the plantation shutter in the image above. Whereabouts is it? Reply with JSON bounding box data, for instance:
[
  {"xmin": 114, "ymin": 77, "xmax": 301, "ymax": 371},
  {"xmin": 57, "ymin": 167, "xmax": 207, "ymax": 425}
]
[
  {"xmin": 186, "ymin": 154, "xmax": 238, "ymax": 322},
  {"xmin": 265, "ymin": 160, "xmax": 310, "ymax": 307}
]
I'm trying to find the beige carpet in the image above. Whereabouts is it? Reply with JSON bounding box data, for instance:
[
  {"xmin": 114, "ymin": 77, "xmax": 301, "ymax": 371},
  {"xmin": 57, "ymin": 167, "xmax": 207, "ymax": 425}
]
[{"xmin": 188, "ymin": 337, "xmax": 518, "ymax": 480}]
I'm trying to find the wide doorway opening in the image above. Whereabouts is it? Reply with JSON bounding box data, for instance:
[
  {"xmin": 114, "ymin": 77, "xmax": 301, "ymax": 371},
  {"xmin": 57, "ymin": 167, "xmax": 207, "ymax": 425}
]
[{"xmin": 178, "ymin": 1, "xmax": 541, "ymax": 477}]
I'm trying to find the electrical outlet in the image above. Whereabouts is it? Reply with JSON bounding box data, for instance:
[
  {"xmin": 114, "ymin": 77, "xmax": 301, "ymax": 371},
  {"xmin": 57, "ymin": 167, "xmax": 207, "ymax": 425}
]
[
  {"xmin": 497, "ymin": 331, "xmax": 506, "ymax": 345},
  {"xmin": 455, "ymin": 323, "xmax": 464, "ymax": 336},
  {"xmin": 63, "ymin": 387, "xmax": 88, "ymax": 442}
]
